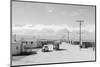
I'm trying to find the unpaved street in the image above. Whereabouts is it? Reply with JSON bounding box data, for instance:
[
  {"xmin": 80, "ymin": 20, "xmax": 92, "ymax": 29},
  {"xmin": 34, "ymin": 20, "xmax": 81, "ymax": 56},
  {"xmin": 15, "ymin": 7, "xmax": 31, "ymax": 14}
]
[{"xmin": 12, "ymin": 43, "xmax": 95, "ymax": 66}]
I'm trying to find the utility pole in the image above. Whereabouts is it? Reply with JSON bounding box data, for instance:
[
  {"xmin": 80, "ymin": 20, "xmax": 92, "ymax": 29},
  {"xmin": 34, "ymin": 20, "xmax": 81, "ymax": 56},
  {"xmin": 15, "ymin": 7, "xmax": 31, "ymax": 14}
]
[{"xmin": 76, "ymin": 20, "xmax": 84, "ymax": 48}]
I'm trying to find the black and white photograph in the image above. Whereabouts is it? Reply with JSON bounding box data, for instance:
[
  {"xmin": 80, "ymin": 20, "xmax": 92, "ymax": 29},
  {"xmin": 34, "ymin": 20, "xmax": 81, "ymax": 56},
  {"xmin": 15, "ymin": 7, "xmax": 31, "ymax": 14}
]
[{"xmin": 11, "ymin": 0, "xmax": 96, "ymax": 66}]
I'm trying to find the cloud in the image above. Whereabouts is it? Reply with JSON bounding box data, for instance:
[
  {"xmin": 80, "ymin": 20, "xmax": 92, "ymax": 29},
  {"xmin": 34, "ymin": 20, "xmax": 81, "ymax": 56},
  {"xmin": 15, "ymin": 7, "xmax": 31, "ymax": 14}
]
[
  {"xmin": 48, "ymin": 9, "xmax": 53, "ymax": 13},
  {"xmin": 12, "ymin": 24, "xmax": 95, "ymax": 41},
  {"xmin": 12, "ymin": 24, "xmax": 95, "ymax": 35},
  {"xmin": 83, "ymin": 24, "xmax": 95, "ymax": 32},
  {"xmin": 45, "ymin": 6, "xmax": 54, "ymax": 13},
  {"xmin": 70, "ymin": 12, "xmax": 80, "ymax": 17}
]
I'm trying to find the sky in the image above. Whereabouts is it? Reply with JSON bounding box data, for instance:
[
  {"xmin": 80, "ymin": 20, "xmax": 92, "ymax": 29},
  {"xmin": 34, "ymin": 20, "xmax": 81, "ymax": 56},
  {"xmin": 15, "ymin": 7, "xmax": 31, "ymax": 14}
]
[{"xmin": 12, "ymin": 1, "xmax": 95, "ymax": 41}]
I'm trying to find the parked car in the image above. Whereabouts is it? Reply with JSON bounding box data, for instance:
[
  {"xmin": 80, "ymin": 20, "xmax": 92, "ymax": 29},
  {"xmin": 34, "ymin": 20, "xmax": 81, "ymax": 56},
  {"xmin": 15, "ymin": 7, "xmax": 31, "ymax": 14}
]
[
  {"xmin": 42, "ymin": 44, "xmax": 53, "ymax": 52},
  {"xmin": 42, "ymin": 45, "xmax": 49, "ymax": 52}
]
